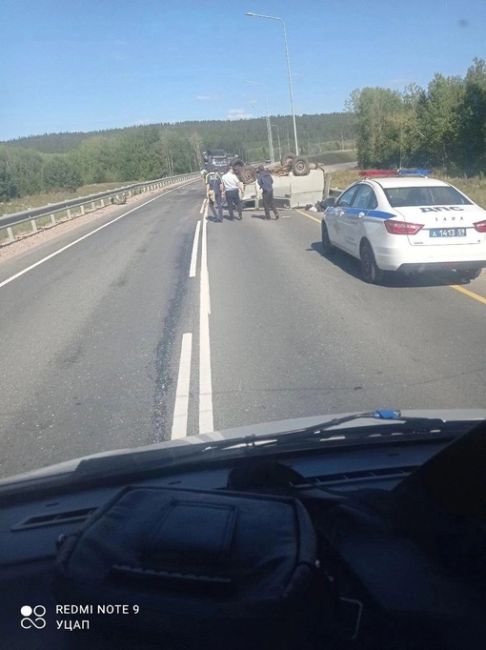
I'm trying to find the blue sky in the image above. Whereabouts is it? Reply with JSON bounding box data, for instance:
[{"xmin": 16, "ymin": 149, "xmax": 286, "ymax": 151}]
[{"xmin": 1, "ymin": 0, "xmax": 485, "ymax": 140}]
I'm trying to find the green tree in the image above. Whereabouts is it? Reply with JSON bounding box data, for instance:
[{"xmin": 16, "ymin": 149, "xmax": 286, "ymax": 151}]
[
  {"xmin": 0, "ymin": 147, "xmax": 18, "ymax": 200},
  {"xmin": 457, "ymin": 58, "xmax": 486, "ymax": 175},
  {"xmin": 416, "ymin": 74, "xmax": 465, "ymax": 169},
  {"xmin": 351, "ymin": 87, "xmax": 403, "ymax": 167},
  {"xmin": 42, "ymin": 156, "xmax": 82, "ymax": 191}
]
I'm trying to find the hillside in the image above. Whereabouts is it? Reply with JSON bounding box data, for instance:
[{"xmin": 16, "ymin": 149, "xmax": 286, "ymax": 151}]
[{"xmin": 3, "ymin": 113, "xmax": 356, "ymax": 158}]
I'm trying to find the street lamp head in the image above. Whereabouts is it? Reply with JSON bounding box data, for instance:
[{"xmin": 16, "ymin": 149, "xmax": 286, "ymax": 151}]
[{"xmin": 244, "ymin": 11, "xmax": 281, "ymax": 21}]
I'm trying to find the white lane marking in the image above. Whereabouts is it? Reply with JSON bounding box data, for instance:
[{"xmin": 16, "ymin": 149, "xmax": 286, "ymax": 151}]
[
  {"xmin": 199, "ymin": 207, "xmax": 214, "ymax": 433},
  {"xmin": 0, "ymin": 182, "xmax": 194, "ymax": 291},
  {"xmin": 189, "ymin": 220, "xmax": 201, "ymax": 278},
  {"xmin": 199, "ymin": 197, "xmax": 208, "ymax": 214},
  {"xmin": 171, "ymin": 332, "xmax": 193, "ymax": 439},
  {"xmin": 204, "ymin": 200, "xmax": 211, "ymax": 314}
]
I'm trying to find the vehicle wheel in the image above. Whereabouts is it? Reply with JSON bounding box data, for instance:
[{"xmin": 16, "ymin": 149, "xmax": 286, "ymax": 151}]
[
  {"xmin": 281, "ymin": 152, "xmax": 295, "ymax": 167},
  {"xmin": 360, "ymin": 240, "xmax": 384, "ymax": 284},
  {"xmin": 459, "ymin": 267, "xmax": 482, "ymax": 281},
  {"xmin": 240, "ymin": 165, "xmax": 256, "ymax": 184},
  {"xmin": 292, "ymin": 156, "xmax": 310, "ymax": 176},
  {"xmin": 321, "ymin": 221, "xmax": 334, "ymax": 255}
]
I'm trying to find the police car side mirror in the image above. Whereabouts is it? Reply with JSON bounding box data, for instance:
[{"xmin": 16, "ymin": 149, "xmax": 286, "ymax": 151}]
[{"xmin": 322, "ymin": 197, "xmax": 336, "ymax": 208}]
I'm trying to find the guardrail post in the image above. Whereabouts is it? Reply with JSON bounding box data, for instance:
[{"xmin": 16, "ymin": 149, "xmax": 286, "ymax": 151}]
[
  {"xmin": 31, "ymin": 219, "xmax": 38, "ymax": 233},
  {"xmin": 100, "ymin": 199, "xmax": 105, "ymax": 207},
  {"xmin": 67, "ymin": 209, "xmax": 72, "ymax": 219},
  {"xmin": 80, "ymin": 204, "xmax": 85, "ymax": 215},
  {"xmin": 50, "ymin": 214, "xmax": 56, "ymax": 226},
  {"xmin": 91, "ymin": 201, "xmax": 95, "ymax": 211},
  {"xmin": 6, "ymin": 226, "xmax": 14, "ymax": 243}
]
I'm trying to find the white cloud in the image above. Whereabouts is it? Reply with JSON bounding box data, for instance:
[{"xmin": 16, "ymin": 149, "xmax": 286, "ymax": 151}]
[
  {"xmin": 196, "ymin": 95, "xmax": 212, "ymax": 101},
  {"xmin": 227, "ymin": 108, "xmax": 254, "ymax": 120}
]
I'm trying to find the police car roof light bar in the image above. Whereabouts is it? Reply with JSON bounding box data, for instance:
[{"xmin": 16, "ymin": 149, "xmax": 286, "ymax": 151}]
[
  {"xmin": 359, "ymin": 168, "xmax": 432, "ymax": 178},
  {"xmin": 397, "ymin": 168, "xmax": 431, "ymax": 177}
]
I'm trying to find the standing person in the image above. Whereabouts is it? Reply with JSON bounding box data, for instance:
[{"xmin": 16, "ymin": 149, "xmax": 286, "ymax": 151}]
[
  {"xmin": 257, "ymin": 165, "xmax": 279, "ymax": 220},
  {"xmin": 221, "ymin": 165, "xmax": 244, "ymax": 220},
  {"xmin": 206, "ymin": 171, "xmax": 223, "ymax": 222}
]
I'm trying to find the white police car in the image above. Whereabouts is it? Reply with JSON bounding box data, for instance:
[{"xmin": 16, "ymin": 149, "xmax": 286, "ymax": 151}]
[{"xmin": 321, "ymin": 170, "xmax": 486, "ymax": 283}]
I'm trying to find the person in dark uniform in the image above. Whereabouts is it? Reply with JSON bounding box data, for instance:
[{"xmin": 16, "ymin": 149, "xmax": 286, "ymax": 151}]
[
  {"xmin": 257, "ymin": 166, "xmax": 279, "ymax": 220},
  {"xmin": 206, "ymin": 171, "xmax": 223, "ymax": 222}
]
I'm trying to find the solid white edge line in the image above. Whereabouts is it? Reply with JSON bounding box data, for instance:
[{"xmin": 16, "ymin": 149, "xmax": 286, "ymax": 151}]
[
  {"xmin": 199, "ymin": 197, "xmax": 207, "ymax": 214},
  {"xmin": 189, "ymin": 220, "xmax": 201, "ymax": 278},
  {"xmin": 204, "ymin": 200, "xmax": 211, "ymax": 314},
  {"xmin": 171, "ymin": 332, "xmax": 193, "ymax": 439},
  {"xmin": 199, "ymin": 215, "xmax": 214, "ymax": 433},
  {"xmin": 0, "ymin": 181, "xmax": 195, "ymax": 291}
]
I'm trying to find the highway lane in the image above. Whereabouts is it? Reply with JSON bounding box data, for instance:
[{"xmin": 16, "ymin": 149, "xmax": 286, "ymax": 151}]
[
  {"xmin": 1, "ymin": 180, "xmax": 485, "ymax": 478},
  {"xmin": 208, "ymin": 207, "xmax": 486, "ymax": 432},
  {"xmin": 0, "ymin": 182, "xmax": 202, "ymax": 477}
]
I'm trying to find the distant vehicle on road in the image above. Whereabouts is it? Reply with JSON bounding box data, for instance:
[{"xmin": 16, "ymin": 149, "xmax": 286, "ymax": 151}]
[
  {"xmin": 321, "ymin": 170, "xmax": 486, "ymax": 283},
  {"xmin": 203, "ymin": 149, "xmax": 239, "ymax": 172}
]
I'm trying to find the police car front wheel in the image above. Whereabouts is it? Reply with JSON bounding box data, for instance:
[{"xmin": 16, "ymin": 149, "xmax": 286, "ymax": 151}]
[{"xmin": 360, "ymin": 240, "xmax": 384, "ymax": 284}]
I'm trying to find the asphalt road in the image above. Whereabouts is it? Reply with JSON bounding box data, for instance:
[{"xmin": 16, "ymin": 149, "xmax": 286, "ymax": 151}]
[{"xmin": 1, "ymin": 180, "xmax": 485, "ymax": 478}]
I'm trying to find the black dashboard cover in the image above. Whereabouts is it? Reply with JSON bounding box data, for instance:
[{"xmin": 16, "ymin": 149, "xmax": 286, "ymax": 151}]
[
  {"xmin": 53, "ymin": 486, "xmax": 325, "ymax": 650},
  {"xmin": 322, "ymin": 491, "xmax": 486, "ymax": 650}
]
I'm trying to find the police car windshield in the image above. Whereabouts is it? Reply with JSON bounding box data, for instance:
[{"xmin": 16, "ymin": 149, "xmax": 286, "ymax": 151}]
[{"xmin": 384, "ymin": 186, "xmax": 472, "ymax": 208}]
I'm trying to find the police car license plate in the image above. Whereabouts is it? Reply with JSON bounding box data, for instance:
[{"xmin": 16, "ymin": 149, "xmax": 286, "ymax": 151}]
[{"xmin": 429, "ymin": 228, "xmax": 467, "ymax": 238}]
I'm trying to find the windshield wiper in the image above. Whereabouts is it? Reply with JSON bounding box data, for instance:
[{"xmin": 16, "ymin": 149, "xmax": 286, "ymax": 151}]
[
  {"xmin": 297, "ymin": 409, "xmax": 449, "ymax": 435},
  {"xmin": 55, "ymin": 412, "xmax": 479, "ymax": 483},
  {"xmin": 202, "ymin": 410, "xmax": 475, "ymax": 454}
]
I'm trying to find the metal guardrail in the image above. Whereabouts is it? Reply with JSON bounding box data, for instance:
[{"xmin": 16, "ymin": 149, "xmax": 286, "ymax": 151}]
[{"xmin": 0, "ymin": 172, "xmax": 199, "ymax": 245}]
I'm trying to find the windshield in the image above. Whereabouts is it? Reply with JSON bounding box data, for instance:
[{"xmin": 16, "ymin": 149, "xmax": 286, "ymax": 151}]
[
  {"xmin": 384, "ymin": 186, "xmax": 472, "ymax": 207},
  {"xmin": 0, "ymin": 1, "xmax": 485, "ymax": 483}
]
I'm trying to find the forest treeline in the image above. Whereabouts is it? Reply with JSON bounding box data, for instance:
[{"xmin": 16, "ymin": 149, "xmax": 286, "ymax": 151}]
[
  {"xmin": 0, "ymin": 113, "xmax": 355, "ymax": 202},
  {"xmin": 351, "ymin": 58, "xmax": 486, "ymax": 174}
]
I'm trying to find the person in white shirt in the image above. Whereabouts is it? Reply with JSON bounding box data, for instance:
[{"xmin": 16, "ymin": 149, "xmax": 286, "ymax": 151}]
[{"xmin": 221, "ymin": 166, "xmax": 244, "ymax": 220}]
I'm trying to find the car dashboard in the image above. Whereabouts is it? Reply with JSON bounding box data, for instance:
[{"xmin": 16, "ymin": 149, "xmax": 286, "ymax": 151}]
[{"xmin": 0, "ymin": 436, "xmax": 484, "ymax": 650}]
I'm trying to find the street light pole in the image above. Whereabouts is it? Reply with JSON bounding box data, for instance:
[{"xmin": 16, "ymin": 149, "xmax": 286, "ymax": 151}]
[
  {"xmin": 265, "ymin": 98, "xmax": 275, "ymax": 162},
  {"xmin": 245, "ymin": 12, "xmax": 299, "ymax": 155},
  {"xmin": 280, "ymin": 18, "xmax": 299, "ymax": 156}
]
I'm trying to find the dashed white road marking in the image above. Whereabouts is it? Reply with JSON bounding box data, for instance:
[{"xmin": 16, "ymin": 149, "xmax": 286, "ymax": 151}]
[
  {"xmin": 189, "ymin": 220, "xmax": 201, "ymax": 278},
  {"xmin": 171, "ymin": 332, "xmax": 193, "ymax": 439}
]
